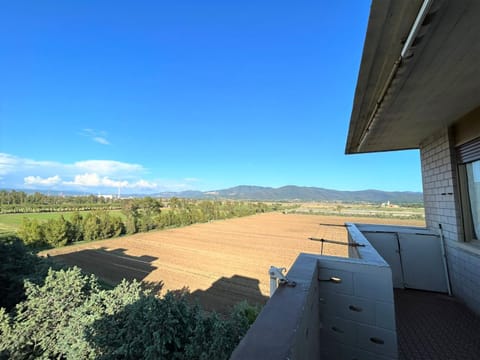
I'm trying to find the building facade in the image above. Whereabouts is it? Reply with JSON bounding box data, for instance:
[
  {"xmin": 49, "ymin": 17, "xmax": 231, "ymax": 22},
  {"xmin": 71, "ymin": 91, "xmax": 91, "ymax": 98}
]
[{"xmin": 346, "ymin": 0, "xmax": 480, "ymax": 314}]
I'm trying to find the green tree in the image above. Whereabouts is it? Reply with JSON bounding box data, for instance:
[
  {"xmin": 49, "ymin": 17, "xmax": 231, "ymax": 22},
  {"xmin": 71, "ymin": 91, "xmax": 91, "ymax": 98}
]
[
  {"xmin": 69, "ymin": 211, "xmax": 84, "ymax": 242},
  {"xmin": 123, "ymin": 201, "xmax": 140, "ymax": 234},
  {"xmin": 82, "ymin": 212, "xmax": 102, "ymax": 241},
  {"xmin": 0, "ymin": 268, "xmax": 103, "ymax": 359},
  {"xmin": 138, "ymin": 197, "xmax": 161, "ymax": 232},
  {"xmin": 110, "ymin": 215, "xmax": 125, "ymax": 238},
  {"xmin": 169, "ymin": 197, "xmax": 181, "ymax": 210},
  {"xmin": 43, "ymin": 215, "xmax": 71, "ymax": 247},
  {"xmin": 82, "ymin": 210, "xmax": 124, "ymax": 241},
  {"xmin": 17, "ymin": 218, "xmax": 44, "ymax": 246},
  {"xmin": 0, "ymin": 237, "xmax": 58, "ymax": 311},
  {"xmin": 0, "ymin": 267, "xmax": 256, "ymax": 360}
]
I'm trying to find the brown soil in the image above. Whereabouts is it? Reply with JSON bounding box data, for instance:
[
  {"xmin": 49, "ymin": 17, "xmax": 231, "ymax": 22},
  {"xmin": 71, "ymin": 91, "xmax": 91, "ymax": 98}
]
[{"xmin": 42, "ymin": 213, "xmax": 424, "ymax": 312}]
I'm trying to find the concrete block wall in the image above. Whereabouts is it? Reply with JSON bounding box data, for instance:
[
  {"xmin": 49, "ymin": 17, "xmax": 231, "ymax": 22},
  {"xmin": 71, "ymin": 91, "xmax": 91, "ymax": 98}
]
[{"xmin": 420, "ymin": 128, "xmax": 480, "ymax": 314}]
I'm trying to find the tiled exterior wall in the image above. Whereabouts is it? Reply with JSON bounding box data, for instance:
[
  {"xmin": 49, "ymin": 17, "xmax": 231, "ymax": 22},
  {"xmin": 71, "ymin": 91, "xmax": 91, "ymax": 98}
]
[
  {"xmin": 420, "ymin": 129, "xmax": 462, "ymax": 241},
  {"xmin": 444, "ymin": 245, "xmax": 480, "ymax": 314},
  {"xmin": 420, "ymin": 128, "xmax": 480, "ymax": 314}
]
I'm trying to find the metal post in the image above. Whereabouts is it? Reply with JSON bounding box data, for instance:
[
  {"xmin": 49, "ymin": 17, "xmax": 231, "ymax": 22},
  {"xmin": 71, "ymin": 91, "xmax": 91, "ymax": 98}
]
[
  {"xmin": 439, "ymin": 224, "xmax": 452, "ymax": 296},
  {"xmin": 269, "ymin": 266, "xmax": 287, "ymax": 297}
]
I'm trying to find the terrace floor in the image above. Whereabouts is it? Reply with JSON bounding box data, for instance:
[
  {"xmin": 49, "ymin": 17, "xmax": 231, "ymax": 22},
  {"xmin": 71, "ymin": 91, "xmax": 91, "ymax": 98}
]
[{"xmin": 395, "ymin": 289, "xmax": 480, "ymax": 360}]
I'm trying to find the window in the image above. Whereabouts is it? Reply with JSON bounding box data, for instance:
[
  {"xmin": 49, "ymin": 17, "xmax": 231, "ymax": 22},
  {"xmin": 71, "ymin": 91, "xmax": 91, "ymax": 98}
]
[
  {"xmin": 457, "ymin": 136, "xmax": 480, "ymax": 241},
  {"xmin": 466, "ymin": 161, "xmax": 480, "ymax": 239}
]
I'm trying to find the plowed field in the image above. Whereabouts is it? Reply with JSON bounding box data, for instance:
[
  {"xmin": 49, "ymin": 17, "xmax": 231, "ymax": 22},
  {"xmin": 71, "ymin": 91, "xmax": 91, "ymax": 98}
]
[{"xmin": 42, "ymin": 213, "xmax": 424, "ymax": 312}]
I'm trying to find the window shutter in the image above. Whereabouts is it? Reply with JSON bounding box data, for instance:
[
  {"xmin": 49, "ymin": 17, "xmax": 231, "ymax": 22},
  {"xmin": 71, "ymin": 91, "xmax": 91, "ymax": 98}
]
[{"xmin": 457, "ymin": 136, "xmax": 480, "ymax": 164}]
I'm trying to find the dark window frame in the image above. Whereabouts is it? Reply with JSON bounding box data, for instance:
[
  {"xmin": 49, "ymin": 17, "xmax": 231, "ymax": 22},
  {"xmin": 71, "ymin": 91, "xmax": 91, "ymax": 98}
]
[{"xmin": 457, "ymin": 136, "xmax": 480, "ymax": 242}]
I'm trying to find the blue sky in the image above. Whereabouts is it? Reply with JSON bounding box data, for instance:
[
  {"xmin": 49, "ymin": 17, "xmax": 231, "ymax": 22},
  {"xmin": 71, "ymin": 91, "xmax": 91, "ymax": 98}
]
[{"xmin": 0, "ymin": 1, "xmax": 423, "ymax": 194}]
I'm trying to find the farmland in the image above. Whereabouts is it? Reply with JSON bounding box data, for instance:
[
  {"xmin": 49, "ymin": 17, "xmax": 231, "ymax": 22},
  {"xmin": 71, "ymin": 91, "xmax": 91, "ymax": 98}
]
[
  {"xmin": 0, "ymin": 210, "xmax": 124, "ymax": 237},
  {"xmin": 42, "ymin": 212, "xmax": 425, "ymax": 312},
  {"xmin": 287, "ymin": 202, "xmax": 425, "ymax": 220}
]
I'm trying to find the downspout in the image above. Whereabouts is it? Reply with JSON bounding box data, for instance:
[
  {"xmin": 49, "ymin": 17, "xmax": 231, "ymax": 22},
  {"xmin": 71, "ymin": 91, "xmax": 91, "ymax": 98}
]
[{"xmin": 357, "ymin": 0, "xmax": 435, "ymax": 152}]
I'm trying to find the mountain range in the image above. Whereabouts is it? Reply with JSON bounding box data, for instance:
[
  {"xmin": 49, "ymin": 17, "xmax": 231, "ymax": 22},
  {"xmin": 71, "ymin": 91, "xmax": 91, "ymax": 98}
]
[
  {"xmin": 153, "ymin": 185, "xmax": 423, "ymax": 203},
  {"xmin": 6, "ymin": 185, "xmax": 423, "ymax": 203}
]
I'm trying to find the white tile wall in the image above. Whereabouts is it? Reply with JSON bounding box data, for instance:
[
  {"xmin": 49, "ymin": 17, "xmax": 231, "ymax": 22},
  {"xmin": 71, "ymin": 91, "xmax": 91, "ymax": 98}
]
[
  {"xmin": 318, "ymin": 258, "xmax": 398, "ymax": 359},
  {"xmin": 420, "ymin": 128, "xmax": 480, "ymax": 314}
]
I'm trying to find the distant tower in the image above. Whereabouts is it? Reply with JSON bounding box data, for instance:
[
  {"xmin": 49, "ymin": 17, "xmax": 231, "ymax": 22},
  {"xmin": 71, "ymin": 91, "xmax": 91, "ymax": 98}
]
[{"xmin": 117, "ymin": 186, "xmax": 121, "ymax": 199}]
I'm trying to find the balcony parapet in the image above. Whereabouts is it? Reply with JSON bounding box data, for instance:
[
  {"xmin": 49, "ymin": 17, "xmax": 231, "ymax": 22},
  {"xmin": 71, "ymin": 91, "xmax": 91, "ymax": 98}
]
[
  {"xmin": 231, "ymin": 253, "xmax": 320, "ymax": 359},
  {"xmin": 347, "ymin": 223, "xmax": 447, "ymax": 292},
  {"xmin": 231, "ymin": 246, "xmax": 398, "ymax": 359}
]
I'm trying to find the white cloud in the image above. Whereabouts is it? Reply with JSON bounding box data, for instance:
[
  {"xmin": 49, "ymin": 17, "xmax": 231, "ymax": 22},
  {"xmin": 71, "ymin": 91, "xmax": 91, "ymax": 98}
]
[
  {"xmin": 24, "ymin": 175, "xmax": 62, "ymax": 186},
  {"xmin": 62, "ymin": 173, "xmax": 158, "ymax": 190},
  {"xmin": 73, "ymin": 160, "xmax": 143, "ymax": 176},
  {"xmin": 0, "ymin": 153, "xmax": 18, "ymax": 175},
  {"xmin": 64, "ymin": 173, "xmax": 129, "ymax": 188},
  {"xmin": 0, "ymin": 152, "xmax": 200, "ymax": 193},
  {"xmin": 80, "ymin": 129, "xmax": 111, "ymax": 145},
  {"xmin": 93, "ymin": 137, "xmax": 110, "ymax": 145},
  {"xmin": 1, "ymin": 153, "xmax": 61, "ymax": 175},
  {"xmin": 0, "ymin": 153, "xmax": 144, "ymax": 179},
  {"xmin": 65, "ymin": 173, "xmax": 101, "ymax": 186},
  {"xmin": 102, "ymin": 177, "xmax": 129, "ymax": 188},
  {"xmin": 132, "ymin": 179, "xmax": 158, "ymax": 189}
]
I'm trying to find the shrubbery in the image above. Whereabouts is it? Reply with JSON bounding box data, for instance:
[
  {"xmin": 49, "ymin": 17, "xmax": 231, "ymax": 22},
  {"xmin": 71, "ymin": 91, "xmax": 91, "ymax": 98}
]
[
  {"xmin": 18, "ymin": 210, "xmax": 125, "ymax": 248},
  {"xmin": 0, "ymin": 240, "xmax": 259, "ymax": 359},
  {"xmin": 0, "ymin": 268, "xmax": 254, "ymax": 359},
  {"xmin": 0, "ymin": 237, "xmax": 60, "ymax": 311}
]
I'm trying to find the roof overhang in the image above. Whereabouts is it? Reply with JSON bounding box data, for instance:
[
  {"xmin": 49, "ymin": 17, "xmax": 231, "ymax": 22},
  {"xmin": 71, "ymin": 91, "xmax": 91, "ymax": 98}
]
[{"xmin": 346, "ymin": 0, "xmax": 480, "ymax": 154}]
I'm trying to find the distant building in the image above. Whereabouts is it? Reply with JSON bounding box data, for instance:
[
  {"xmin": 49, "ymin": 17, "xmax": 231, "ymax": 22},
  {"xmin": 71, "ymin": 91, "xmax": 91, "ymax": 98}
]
[{"xmin": 97, "ymin": 194, "xmax": 114, "ymax": 200}]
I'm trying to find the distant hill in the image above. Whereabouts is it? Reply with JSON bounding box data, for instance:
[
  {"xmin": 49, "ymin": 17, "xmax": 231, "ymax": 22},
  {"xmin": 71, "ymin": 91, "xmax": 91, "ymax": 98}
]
[
  {"xmin": 6, "ymin": 185, "xmax": 423, "ymax": 203},
  {"xmin": 154, "ymin": 185, "xmax": 423, "ymax": 203}
]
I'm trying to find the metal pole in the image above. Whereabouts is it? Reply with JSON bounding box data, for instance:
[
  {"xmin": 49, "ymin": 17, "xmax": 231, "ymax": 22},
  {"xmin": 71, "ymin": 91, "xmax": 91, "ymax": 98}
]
[
  {"xmin": 269, "ymin": 276, "xmax": 277, "ymax": 297},
  {"xmin": 269, "ymin": 266, "xmax": 287, "ymax": 297},
  {"xmin": 439, "ymin": 224, "xmax": 452, "ymax": 296}
]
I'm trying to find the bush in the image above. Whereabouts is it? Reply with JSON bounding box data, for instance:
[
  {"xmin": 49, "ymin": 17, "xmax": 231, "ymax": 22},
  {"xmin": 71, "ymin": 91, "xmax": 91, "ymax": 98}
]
[
  {"xmin": 17, "ymin": 218, "xmax": 44, "ymax": 246},
  {"xmin": 0, "ymin": 237, "xmax": 58, "ymax": 311},
  {"xmin": 82, "ymin": 210, "xmax": 125, "ymax": 242},
  {"xmin": 0, "ymin": 266, "xmax": 256, "ymax": 359},
  {"xmin": 43, "ymin": 216, "xmax": 71, "ymax": 247}
]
